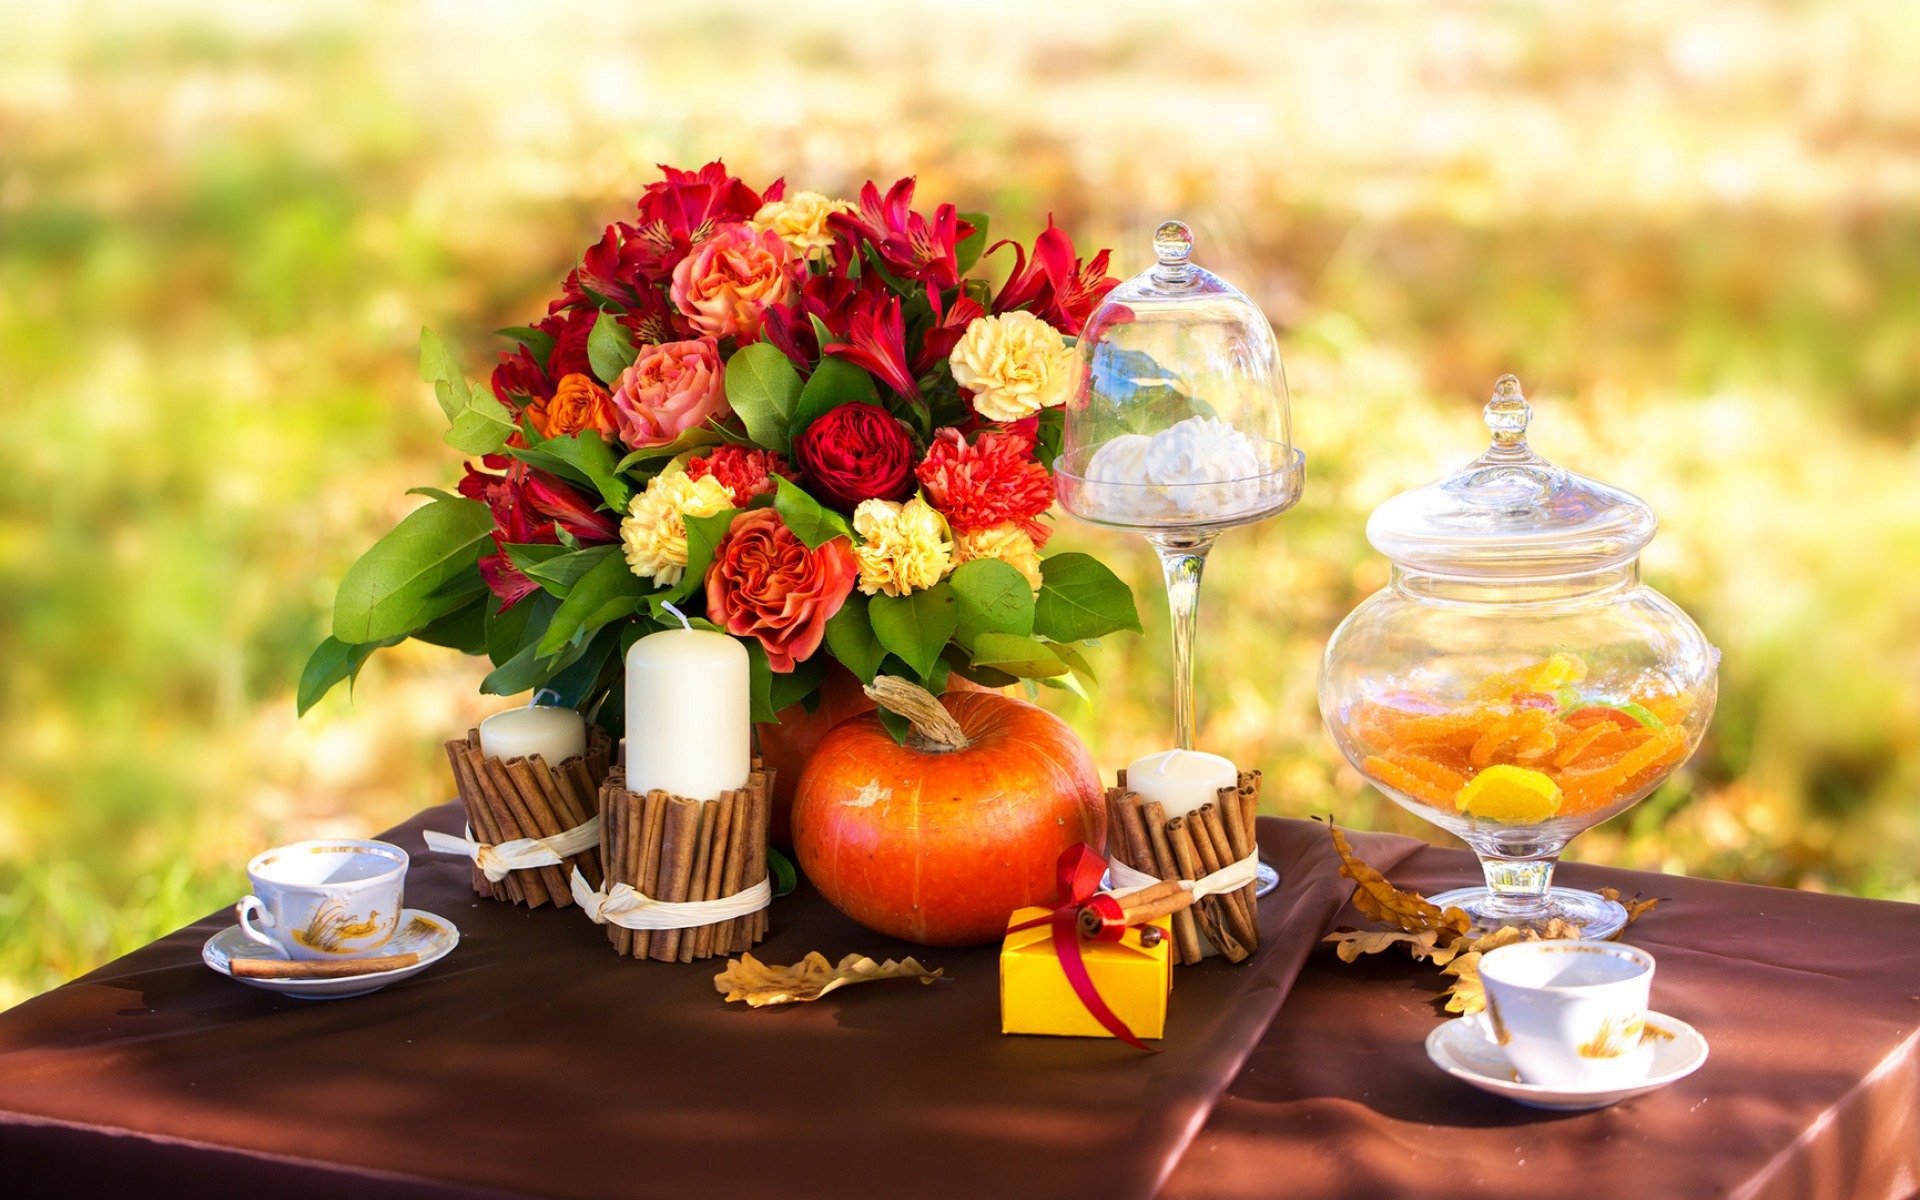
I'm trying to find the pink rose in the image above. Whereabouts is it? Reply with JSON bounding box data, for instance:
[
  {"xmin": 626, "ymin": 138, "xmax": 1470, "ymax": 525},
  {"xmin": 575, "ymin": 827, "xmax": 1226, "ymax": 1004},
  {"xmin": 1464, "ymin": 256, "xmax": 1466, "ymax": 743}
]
[
  {"xmin": 609, "ymin": 338, "xmax": 729, "ymax": 448},
  {"xmin": 670, "ymin": 223, "xmax": 796, "ymax": 341}
]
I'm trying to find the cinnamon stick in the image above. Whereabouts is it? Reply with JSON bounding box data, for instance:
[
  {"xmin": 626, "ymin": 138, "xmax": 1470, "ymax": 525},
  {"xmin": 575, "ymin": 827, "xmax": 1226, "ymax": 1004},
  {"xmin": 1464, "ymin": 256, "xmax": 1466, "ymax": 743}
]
[
  {"xmin": 1142, "ymin": 800, "xmax": 1201, "ymax": 966},
  {"xmin": 604, "ymin": 787, "xmax": 631, "ymax": 957},
  {"xmin": 1103, "ymin": 788, "xmax": 1127, "ymax": 867},
  {"xmin": 630, "ymin": 788, "xmax": 668, "ymax": 959},
  {"xmin": 467, "ymin": 748, "xmax": 548, "ymax": 907},
  {"xmin": 502, "ymin": 757, "xmax": 574, "ymax": 906},
  {"xmin": 230, "ymin": 953, "xmax": 420, "ymax": 980},
  {"xmin": 742, "ymin": 773, "xmax": 769, "ymax": 945},
  {"xmin": 1076, "ymin": 879, "xmax": 1193, "ymax": 938},
  {"xmin": 1194, "ymin": 804, "xmax": 1260, "ymax": 953},
  {"xmin": 444, "ymin": 739, "xmax": 498, "ymax": 901},
  {"xmin": 1169, "ymin": 817, "xmax": 1249, "ymax": 963},
  {"xmin": 531, "ymin": 754, "xmax": 601, "ymax": 889},
  {"xmin": 650, "ymin": 796, "xmax": 701, "ymax": 961},
  {"xmin": 694, "ymin": 791, "xmax": 738, "ymax": 960},
  {"xmin": 1115, "ymin": 792, "xmax": 1154, "ymax": 877},
  {"xmin": 679, "ymin": 800, "xmax": 720, "ymax": 963},
  {"xmin": 714, "ymin": 781, "xmax": 756, "ymax": 954}
]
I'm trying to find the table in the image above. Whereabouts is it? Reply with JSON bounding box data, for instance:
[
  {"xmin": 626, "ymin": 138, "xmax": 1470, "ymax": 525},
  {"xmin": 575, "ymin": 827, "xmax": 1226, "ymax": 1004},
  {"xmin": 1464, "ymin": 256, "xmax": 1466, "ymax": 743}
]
[{"xmin": 3, "ymin": 806, "xmax": 1917, "ymax": 1199}]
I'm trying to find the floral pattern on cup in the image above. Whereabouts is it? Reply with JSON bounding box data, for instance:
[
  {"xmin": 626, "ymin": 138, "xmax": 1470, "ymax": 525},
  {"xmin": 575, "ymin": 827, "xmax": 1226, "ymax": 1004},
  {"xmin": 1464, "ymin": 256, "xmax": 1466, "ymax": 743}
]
[{"xmin": 236, "ymin": 839, "xmax": 408, "ymax": 962}]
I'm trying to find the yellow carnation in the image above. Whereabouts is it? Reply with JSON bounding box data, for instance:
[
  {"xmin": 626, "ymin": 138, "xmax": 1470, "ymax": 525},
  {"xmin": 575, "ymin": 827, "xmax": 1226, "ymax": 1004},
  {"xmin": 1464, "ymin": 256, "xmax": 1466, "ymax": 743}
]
[
  {"xmin": 953, "ymin": 523, "xmax": 1044, "ymax": 593},
  {"xmin": 621, "ymin": 472, "xmax": 734, "ymax": 586},
  {"xmin": 852, "ymin": 497, "xmax": 953, "ymax": 597},
  {"xmin": 948, "ymin": 310, "xmax": 1077, "ymax": 423},
  {"xmin": 751, "ymin": 191, "xmax": 854, "ymax": 262}
]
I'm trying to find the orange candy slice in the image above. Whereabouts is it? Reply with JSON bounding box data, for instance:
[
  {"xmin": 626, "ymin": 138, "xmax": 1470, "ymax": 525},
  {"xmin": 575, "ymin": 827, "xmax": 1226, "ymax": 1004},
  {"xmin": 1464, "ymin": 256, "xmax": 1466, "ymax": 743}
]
[{"xmin": 1455, "ymin": 765, "xmax": 1564, "ymax": 823}]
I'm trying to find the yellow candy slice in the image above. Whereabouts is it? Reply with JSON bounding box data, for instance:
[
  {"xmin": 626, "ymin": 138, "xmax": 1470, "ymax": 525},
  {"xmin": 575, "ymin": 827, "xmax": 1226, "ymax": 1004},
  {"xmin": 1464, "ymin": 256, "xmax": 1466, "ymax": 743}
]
[{"xmin": 1455, "ymin": 765, "xmax": 1564, "ymax": 824}]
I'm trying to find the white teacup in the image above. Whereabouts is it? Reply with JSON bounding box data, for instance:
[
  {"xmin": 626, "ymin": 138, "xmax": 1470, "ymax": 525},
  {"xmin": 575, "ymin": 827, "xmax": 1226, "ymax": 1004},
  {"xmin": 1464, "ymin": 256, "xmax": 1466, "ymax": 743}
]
[
  {"xmin": 235, "ymin": 839, "xmax": 408, "ymax": 961},
  {"xmin": 1478, "ymin": 939, "xmax": 1656, "ymax": 1090}
]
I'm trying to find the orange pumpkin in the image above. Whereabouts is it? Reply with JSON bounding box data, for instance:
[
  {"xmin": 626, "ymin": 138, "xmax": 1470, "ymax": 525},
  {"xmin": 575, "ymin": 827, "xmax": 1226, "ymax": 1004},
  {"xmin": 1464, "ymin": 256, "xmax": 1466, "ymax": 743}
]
[{"xmin": 791, "ymin": 677, "xmax": 1106, "ymax": 946}]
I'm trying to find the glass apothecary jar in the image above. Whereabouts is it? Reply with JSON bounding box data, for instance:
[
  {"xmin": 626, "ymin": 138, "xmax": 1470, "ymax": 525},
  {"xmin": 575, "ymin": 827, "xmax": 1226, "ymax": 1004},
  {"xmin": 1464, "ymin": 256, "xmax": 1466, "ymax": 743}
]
[{"xmin": 1318, "ymin": 376, "xmax": 1718, "ymax": 938}]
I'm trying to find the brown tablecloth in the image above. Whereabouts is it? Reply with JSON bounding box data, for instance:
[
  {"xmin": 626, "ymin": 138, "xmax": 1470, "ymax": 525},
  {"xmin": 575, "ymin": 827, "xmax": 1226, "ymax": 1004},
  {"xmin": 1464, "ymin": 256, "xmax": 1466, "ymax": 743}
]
[{"xmin": 1, "ymin": 807, "xmax": 1917, "ymax": 1199}]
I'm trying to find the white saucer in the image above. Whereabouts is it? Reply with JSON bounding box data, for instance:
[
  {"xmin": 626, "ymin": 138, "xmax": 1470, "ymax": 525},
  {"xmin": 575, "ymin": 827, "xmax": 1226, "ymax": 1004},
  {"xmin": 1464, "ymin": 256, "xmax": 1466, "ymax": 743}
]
[
  {"xmin": 1426, "ymin": 1010, "xmax": 1707, "ymax": 1111},
  {"xmin": 202, "ymin": 908, "xmax": 459, "ymax": 1000}
]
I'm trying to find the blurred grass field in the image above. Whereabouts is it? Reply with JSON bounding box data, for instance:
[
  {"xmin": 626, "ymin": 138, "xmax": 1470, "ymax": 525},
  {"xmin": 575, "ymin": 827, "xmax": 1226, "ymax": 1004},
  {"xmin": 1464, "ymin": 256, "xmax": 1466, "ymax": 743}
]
[{"xmin": 4, "ymin": 0, "xmax": 1918, "ymax": 1006}]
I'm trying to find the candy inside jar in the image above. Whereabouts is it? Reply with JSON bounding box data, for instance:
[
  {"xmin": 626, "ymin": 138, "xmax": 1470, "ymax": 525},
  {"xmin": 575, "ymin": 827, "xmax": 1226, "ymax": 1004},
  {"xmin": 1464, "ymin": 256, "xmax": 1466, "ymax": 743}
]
[{"xmin": 1319, "ymin": 377, "xmax": 1718, "ymax": 938}]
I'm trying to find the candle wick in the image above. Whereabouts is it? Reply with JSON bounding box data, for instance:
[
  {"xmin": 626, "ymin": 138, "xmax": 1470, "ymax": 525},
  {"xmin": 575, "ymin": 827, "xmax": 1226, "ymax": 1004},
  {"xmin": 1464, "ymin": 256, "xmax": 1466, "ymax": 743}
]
[
  {"xmin": 659, "ymin": 601, "xmax": 694, "ymax": 633},
  {"xmin": 529, "ymin": 688, "xmax": 561, "ymax": 709}
]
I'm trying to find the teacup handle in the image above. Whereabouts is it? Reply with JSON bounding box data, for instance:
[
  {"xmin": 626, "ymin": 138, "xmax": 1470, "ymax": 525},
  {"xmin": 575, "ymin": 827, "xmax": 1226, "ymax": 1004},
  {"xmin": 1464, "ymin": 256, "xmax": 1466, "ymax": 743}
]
[{"xmin": 235, "ymin": 896, "xmax": 290, "ymax": 960}]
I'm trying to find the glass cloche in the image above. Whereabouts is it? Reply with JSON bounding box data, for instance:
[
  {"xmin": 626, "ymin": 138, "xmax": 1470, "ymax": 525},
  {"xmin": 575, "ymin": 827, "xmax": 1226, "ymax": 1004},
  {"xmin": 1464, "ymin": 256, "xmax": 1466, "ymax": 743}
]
[
  {"xmin": 1055, "ymin": 220, "xmax": 1305, "ymax": 751},
  {"xmin": 1318, "ymin": 376, "xmax": 1718, "ymax": 938}
]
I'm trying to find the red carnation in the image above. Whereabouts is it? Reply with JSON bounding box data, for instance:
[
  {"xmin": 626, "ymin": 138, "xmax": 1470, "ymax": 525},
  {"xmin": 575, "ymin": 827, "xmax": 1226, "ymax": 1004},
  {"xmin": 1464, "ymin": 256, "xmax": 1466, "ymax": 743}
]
[
  {"xmin": 792, "ymin": 403, "xmax": 916, "ymax": 512},
  {"xmin": 705, "ymin": 509, "xmax": 857, "ymax": 673},
  {"xmin": 915, "ymin": 427, "xmax": 1055, "ymax": 545},
  {"xmin": 687, "ymin": 446, "xmax": 794, "ymax": 507}
]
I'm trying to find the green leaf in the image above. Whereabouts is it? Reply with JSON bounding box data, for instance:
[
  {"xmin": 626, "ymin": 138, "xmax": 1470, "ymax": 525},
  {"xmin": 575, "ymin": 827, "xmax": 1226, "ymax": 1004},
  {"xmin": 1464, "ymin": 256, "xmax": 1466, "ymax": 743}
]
[
  {"xmin": 520, "ymin": 543, "xmax": 619, "ymax": 598},
  {"xmin": 419, "ymin": 327, "xmax": 465, "ymax": 417},
  {"xmin": 406, "ymin": 486, "xmax": 462, "ymax": 503},
  {"xmin": 969, "ymin": 632, "xmax": 1069, "ymax": 677},
  {"xmin": 955, "ymin": 212, "xmax": 989, "ymax": 275},
  {"xmin": 415, "ymin": 593, "xmax": 489, "ymax": 654},
  {"xmin": 495, "ymin": 325, "xmax": 555, "ymax": 363},
  {"xmin": 615, "ymin": 428, "xmax": 725, "ymax": 473},
  {"xmin": 1049, "ymin": 639, "xmax": 1098, "ymax": 685},
  {"xmin": 771, "ymin": 476, "xmax": 853, "ymax": 549},
  {"xmin": 587, "ymin": 310, "xmax": 638, "ymax": 385},
  {"xmin": 724, "ymin": 342, "xmax": 804, "ymax": 452},
  {"xmin": 536, "ymin": 551, "xmax": 646, "ymax": 655},
  {"xmin": 949, "ymin": 557, "xmax": 1035, "ymax": 648},
  {"xmin": 823, "ymin": 593, "xmax": 887, "ymax": 682},
  {"xmin": 664, "ymin": 506, "xmax": 742, "ymax": 603},
  {"xmin": 767, "ymin": 654, "xmax": 827, "ymax": 716},
  {"xmin": 869, "ymin": 583, "xmax": 959, "ymax": 679},
  {"xmin": 519, "ymin": 431, "xmax": 631, "ymax": 510},
  {"xmin": 790, "ymin": 357, "xmax": 880, "ymax": 442},
  {"xmin": 332, "ymin": 498, "xmax": 495, "ymax": 644},
  {"xmin": 297, "ymin": 635, "xmax": 398, "ymax": 715},
  {"xmin": 1033, "ymin": 552, "xmax": 1143, "ymax": 643},
  {"xmin": 766, "ymin": 847, "xmax": 798, "ymax": 898},
  {"xmin": 544, "ymin": 627, "xmax": 619, "ymax": 708},
  {"xmin": 808, "ymin": 313, "xmax": 836, "ymax": 353},
  {"xmin": 486, "ymin": 591, "xmax": 554, "ymax": 667},
  {"xmin": 743, "ymin": 640, "xmax": 777, "ymax": 723}
]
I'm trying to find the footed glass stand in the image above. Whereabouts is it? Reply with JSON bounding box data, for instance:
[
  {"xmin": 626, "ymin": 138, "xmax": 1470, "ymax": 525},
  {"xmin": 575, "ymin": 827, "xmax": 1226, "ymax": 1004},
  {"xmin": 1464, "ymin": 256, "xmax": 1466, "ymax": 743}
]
[{"xmin": 1428, "ymin": 852, "xmax": 1629, "ymax": 940}]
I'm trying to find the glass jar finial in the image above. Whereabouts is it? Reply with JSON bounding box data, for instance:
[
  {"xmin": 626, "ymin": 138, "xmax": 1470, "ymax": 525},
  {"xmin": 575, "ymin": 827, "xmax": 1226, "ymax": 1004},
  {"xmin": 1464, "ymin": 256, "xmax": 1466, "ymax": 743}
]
[
  {"xmin": 1484, "ymin": 373, "xmax": 1532, "ymax": 447},
  {"xmin": 1152, "ymin": 220, "xmax": 1194, "ymax": 284}
]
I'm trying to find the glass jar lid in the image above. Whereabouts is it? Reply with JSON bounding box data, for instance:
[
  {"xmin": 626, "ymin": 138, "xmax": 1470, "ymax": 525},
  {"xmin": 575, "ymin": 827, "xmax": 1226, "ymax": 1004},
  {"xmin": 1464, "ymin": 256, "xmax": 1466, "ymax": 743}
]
[{"xmin": 1366, "ymin": 376, "xmax": 1656, "ymax": 578}]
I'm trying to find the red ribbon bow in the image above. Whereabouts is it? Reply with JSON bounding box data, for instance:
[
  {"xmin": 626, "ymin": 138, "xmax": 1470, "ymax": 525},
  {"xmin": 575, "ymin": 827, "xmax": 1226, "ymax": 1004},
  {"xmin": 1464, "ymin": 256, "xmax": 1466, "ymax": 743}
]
[{"xmin": 1008, "ymin": 843, "xmax": 1156, "ymax": 1052}]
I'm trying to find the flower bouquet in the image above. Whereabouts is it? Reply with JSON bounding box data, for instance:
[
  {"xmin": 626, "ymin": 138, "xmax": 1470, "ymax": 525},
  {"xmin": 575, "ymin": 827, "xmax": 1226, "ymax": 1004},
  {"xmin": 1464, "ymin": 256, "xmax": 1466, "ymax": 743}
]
[{"xmin": 301, "ymin": 162, "xmax": 1142, "ymax": 732}]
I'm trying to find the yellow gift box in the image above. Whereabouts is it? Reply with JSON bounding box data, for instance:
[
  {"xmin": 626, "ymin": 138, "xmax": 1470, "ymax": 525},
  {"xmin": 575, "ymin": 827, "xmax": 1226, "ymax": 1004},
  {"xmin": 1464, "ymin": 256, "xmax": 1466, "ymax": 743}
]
[{"xmin": 999, "ymin": 907, "xmax": 1174, "ymax": 1040}]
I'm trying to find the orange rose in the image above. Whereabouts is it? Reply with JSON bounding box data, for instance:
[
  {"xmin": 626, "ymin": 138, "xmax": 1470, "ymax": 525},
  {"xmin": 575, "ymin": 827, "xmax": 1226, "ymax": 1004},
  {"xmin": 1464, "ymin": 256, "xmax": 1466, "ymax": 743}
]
[
  {"xmin": 669, "ymin": 223, "xmax": 795, "ymax": 341},
  {"xmin": 528, "ymin": 372, "xmax": 620, "ymax": 440},
  {"xmin": 705, "ymin": 509, "xmax": 857, "ymax": 673}
]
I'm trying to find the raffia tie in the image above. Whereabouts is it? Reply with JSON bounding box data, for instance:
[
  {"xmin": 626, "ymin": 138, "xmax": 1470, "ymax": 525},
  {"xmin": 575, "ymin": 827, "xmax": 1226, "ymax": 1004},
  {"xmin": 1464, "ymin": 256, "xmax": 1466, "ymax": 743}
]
[
  {"xmin": 568, "ymin": 869, "xmax": 772, "ymax": 931},
  {"xmin": 422, "ymin": 818, "xmax": 601, "ymax": 883}
]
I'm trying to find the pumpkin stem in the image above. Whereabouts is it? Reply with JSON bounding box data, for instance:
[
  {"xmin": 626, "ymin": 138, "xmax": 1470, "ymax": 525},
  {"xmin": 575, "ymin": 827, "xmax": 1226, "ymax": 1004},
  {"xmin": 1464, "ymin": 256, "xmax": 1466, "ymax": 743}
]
[{"xmin": 864, "ymin": 676, "xmax": 971, "ymax": 753}]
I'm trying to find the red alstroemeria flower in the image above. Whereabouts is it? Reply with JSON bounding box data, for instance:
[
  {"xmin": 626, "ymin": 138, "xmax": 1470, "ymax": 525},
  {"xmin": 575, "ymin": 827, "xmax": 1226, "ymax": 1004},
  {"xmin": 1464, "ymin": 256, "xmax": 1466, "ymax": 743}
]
[
  {"xmin": 489, "ymin": 307, "xmax": 601, "ymax": 409},
  {"xmin": 761, "ymin": 248, "xmax": 862, "ymax": 369},
  {"xmin": 823, "ymin": 286, "xmax": 918, "ymax": 399},
  {"xmin": 989, "ymin": 217, "xmax": 1119, "ymax": 336},
  {"xmin": 828, "ymin": 177, "xmax": 972, "ymax": 291},
  {"xmin": 915, "ymin": 426, "xmax": 1055, "ymax": 545},
  {"xmin": 459, "ymin": 460, "xmax": 618, "ymax": 608},
  {"xmin": 911, "ymin": 281, "xmax": 985, "ymax": 377},
  {"xmin": 628, "ymin": 161, "xmax": 783, "ymax": 284}
]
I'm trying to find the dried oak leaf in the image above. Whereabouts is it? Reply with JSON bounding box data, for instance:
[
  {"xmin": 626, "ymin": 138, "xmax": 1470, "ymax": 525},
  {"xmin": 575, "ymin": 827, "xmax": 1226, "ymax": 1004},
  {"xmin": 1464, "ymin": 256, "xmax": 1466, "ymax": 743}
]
[
  {"xmin": 1323, "ymin": 926, "xmax": 1468, "ymax": 965},
  {"xmin": 1597, "ymin": 886, "xmax": 1664, "ymax": 928},
  {"xmin": 1439, "ymin": 919, "xmax": 1584, "ymax": 1013},
  {"xmin": 715, "ymin": 951, "xmax": 944, "ymax": 1008},
  {"xmin": 1330, "ymin": 822, "xmax": 1470, "ymax": 941}
]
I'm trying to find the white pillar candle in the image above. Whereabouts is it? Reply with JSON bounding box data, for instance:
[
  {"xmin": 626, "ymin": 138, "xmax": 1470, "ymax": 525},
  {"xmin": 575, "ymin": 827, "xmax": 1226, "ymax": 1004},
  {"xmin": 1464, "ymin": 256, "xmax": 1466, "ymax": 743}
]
[
  {"xmin": 1125, "ymin": 748, "xmax": 1239, "ymax": 819},
  {"xmin": 479, "ymin": 704, "xmax": 587, "ymax": 764},
  {"xmin": 625, "ymin": 626, "xmax": 751, "ymax": 801}
]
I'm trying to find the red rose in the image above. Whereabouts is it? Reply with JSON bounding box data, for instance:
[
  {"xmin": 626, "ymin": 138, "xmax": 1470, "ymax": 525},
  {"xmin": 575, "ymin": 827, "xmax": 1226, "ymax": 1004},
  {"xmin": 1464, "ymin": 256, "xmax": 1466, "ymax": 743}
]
[
  {"xmin": 793, "ymin": 403, "xmax": 916, "ymax": 511},
  {"xmin": 705, "ymin": 509, "xmax": 857, "ymax": 673}
]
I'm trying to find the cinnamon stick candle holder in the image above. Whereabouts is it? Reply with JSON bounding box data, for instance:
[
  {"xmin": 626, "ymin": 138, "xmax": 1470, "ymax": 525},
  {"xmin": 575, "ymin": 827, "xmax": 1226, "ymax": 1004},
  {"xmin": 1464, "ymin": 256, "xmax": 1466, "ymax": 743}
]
[
  {"xmin": 1104, "ymin": 767, "xmax": 1265, "ymax": 967},
  {"xmin": 588, "ymin": 763, "xmax": 774, "ymax": 963},
  {"xmin": 434, "ymin": 725, "xmax": 614, "ymax": 909}
]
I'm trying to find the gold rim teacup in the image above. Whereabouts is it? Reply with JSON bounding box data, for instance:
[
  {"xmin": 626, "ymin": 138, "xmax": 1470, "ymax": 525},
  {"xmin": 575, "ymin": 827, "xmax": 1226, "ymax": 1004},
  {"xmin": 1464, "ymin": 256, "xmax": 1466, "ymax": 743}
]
[
  {"xmin": 235, "ymin": 839, "xmax": 408, "ymax": 961},
  {"xmin": 1477, "ymin": 939, "xmax": 1656, "ymax": 1090}
]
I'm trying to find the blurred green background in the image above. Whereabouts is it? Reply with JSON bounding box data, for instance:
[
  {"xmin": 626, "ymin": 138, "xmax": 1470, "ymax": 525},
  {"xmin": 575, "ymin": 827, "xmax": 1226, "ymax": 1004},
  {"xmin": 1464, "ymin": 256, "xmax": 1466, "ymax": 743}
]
[{"xmin": 4, "ymin": 0, "xmax": 1918, "ymax": 1006}]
